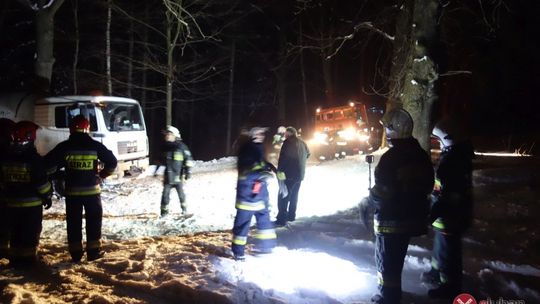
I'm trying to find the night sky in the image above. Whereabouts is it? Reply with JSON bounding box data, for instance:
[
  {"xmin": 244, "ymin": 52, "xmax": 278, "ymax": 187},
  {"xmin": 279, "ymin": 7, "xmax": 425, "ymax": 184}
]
[{"xmin": 0, "ymin": 0, "xmax": 539, "ymax": 159}]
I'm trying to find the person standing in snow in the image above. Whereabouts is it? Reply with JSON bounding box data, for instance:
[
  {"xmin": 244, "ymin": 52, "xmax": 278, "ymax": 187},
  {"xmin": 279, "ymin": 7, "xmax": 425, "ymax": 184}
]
[
  {"xmin": 159, "ymin": 125, "xmax": 193, "ymax": 217},
  {"xmin": 274, "ymin": 126, "xmax": 310, "ymax": 227},
  {"xmin": 359, "ymin": 108, "xmax": 434, "ymax": 304},
  {"xmin": 45, "ymin": 115, "xmax": 117, "ymax": 262},
  {"xmin": 421, "ymin": 117, "xmax": 474, "ymax": 299},
  {"xmin": 231, "ymin": 127, "xmax": 283, "ymax": 261},
  {"xmin": 0, "ymin": 118, "xmax": 16, "ymax": 259},
  {"xmin": 0, "ymin": 121, "xmax": 52, "ymax": 266}
]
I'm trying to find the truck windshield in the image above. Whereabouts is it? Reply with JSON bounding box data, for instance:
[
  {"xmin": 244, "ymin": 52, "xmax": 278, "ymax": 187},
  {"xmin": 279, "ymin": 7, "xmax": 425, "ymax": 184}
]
[
  {"xmin": 102, "ymin": 102, "xmax": 145, "ymax": 132},
  {"xmin": 55, "ymin": 104, "xmax": 98, "ymax": 131}
]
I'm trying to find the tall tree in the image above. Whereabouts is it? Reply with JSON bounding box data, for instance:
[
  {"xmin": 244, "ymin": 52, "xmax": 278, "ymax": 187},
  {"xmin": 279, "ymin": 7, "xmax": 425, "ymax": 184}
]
[
  {"xmin": 17, "ymin": 0, "xmax": 65, "ymax": 89},
  {"xmin": 386, "ymin": 0, "xmax": 440, "ymax": 150},
  {"xmin": 106, "ymin": 0, "xmax": 113, "ymax": 95}
]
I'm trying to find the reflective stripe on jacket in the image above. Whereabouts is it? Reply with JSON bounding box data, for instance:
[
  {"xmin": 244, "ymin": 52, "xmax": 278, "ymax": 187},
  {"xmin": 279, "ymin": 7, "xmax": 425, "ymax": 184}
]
[{"xmin": 45, "ymin": 133, "xmax": 117, "ymax": 197}]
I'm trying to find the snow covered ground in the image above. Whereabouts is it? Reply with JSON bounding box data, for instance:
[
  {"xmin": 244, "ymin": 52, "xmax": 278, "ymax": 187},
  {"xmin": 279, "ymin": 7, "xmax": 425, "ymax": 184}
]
[{"xmin": 1, "ymin": 151, "xmax": 539, "ymax": 304}]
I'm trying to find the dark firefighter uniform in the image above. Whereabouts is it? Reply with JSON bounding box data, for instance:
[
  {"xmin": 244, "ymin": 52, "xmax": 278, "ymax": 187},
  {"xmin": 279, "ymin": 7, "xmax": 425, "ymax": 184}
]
[
  {"xmin": 160, "ymin": 140, "xmax": 193, "ymax": 216},
  {"xmin": 45, "ymin": 116, "xmax": 117, "ymax": 262},
  {"xmin": 427, "ymin": 141, "xmax": 474, "ymax": 294},
  {"xmin": 0, "ymin": 122, "xmax": 52, "ymax": 264},
  {"xmin": 368, "ymin": 138, "xmax": 434, "ymax": 303},
  {"xmin": 232, "ymin": 136, "xmax": 277, "ymax": 260},
  {"xmin": 0, "ymin": 118, "xmax": 15, "ymax": 258}
]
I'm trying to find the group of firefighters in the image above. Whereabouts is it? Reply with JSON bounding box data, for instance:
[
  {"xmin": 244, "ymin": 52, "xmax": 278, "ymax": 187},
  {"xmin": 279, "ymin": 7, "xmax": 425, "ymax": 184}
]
[
  {"xmin": 230, "ymin": 108, "xmax": 474, "ymax": 303},
  {"xmin": 0, "ymin": 115, "xmax": 117, "ymax": 265},
  {"xmin": 0, "ymin": 107, "xmax": 473, "ymax": 303}
]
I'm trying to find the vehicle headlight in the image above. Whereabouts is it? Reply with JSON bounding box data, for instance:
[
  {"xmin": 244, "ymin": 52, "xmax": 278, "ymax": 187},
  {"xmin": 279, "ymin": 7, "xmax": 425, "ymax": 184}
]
[
  {"xmin": 357, "ymin": 134, "xmax": 370, "ymax": 142},
  {"xmin": 313, "ymin": 132, "xmax": 329, "ymax": 144},
  {"xmin": 337, "ymin": 128, "xmax": 356, "ymax": 141}
]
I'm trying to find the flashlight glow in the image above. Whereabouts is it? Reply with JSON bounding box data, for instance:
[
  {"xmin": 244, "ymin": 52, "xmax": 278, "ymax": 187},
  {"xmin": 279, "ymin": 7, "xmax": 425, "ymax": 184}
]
[{"xmin": 231, "ymin": 247, "xmax": 370, "ymax": 297}]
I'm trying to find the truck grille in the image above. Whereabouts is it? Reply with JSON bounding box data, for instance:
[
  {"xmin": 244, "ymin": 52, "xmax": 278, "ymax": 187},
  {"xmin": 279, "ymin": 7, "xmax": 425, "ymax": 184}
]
[{"xmin": 118, "ymin": 141, "xmax": 138, "ymax": 154}]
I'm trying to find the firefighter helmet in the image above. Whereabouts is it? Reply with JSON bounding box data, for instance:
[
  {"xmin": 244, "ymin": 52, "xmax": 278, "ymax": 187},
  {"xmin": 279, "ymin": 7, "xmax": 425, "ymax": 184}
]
[
  {"xmin": 11, "ymin": 121, "xmax": 39, "ymax": 144},
  {"xmin": 70, "ymin": 115, "xmax": 90, "ymax": 134},
  {"xmin": 249, "ymin": 127, "xmax": 267, "ymax": 143},
  {"xmin": 0, "ymin": 118, "xmax": 15, "ymax": 144},
  {"xmin": 165, "ymin": 125, "xmax": 181, "ymax": 139},
  {"xmin": 277, "ymin": 126, "xmax": 286, "ymax": 134},
  {"xmin": 432, "ymin": 117, "xmax": 464, "ymax": 148},
  {"xmin": 380, "ymin": 107, "xmax": 413, "ymax": 141}
]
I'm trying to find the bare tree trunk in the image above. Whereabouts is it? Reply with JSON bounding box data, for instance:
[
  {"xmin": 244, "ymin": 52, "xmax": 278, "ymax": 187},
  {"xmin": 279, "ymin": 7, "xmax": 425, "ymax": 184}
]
[
  {"xmin": 226, "ymin": 40, "xmax": 236, "ymax": 155},
  {"xmin": 140, "ymin": 3, "xmax": 149, "ymax": 109},
  {"xmin": 299, "ymin": 20, "xmax": 309, "ymax": 128},
  {"xmin": 34, "ymin": 0, "xmax": 65, "ymax": 89},
  {"xmin": 322, "ymin": 56, "xmax": 334, "ymax": 105},
  {"xmin": 106, "ymin": 0, "xmax": 112, "ymax": 95},
  {"xmin": 126, "ymin": 17, "xmax": 134, "ymax": 97},
  {"xmin": 72, "ymin": 0, "xmax": 79, "ymax": 94},
  {"xmin": 387, "ymin": 0, "xmax": 440, "ymax": 151},
  {"xmin": 165, "ymin": 10, "xmax": 174, "ymax": 126}
]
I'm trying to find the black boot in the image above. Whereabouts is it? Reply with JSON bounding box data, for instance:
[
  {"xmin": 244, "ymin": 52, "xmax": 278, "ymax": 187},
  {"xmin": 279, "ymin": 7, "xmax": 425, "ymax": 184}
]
[
  {"xmin": 87, "ymin": 249, "xmax": 104, "ymax": 261},
  {"xmin": 421, "ymin": 268, "xmax": 441, "ymax": 285}
]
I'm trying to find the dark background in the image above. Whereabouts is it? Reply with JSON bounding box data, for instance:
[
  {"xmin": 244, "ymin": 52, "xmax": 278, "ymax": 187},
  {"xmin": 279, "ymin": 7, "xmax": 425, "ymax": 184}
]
[{"xmin": 1, "ymin": 0, "xmax": 539, "ymax": 160}]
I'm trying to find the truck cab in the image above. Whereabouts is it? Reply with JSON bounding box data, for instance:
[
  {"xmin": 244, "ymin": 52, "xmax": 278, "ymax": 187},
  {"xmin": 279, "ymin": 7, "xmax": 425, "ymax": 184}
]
[
  {"xmin": 1, "ymin": 94, "xmax": 149, "ymax": 176},
  {"xmin": 309, "ymin": 101, "xmax": 373, "ymax": 160}
]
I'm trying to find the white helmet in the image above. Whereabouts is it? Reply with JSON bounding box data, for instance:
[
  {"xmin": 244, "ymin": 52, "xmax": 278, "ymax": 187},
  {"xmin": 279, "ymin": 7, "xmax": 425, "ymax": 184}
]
[
  {"xmin": 165, "ymin": 125, "xmax": 181, "ymax": 139},
  {"xmin": 277, "ymin": 126, "xmax": 286, "ymax": 134},
  {"xmin": 432, "ymin": 117, "xmax": 464, "ymax": 148},
  {"xmin": 249, "ymin": 127, "xmax": 267, "ymax": 143},
  {"xmin": 380, "ymin": 108, "xmax": 413, "ymax": 141}
]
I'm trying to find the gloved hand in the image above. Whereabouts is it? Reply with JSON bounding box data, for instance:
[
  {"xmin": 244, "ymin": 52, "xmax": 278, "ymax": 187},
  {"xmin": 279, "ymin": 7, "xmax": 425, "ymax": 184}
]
[
  {"xmin": 278, "ymin": 179, "xmax": 288, "ymax": 198},
  {"xmin": 359, "ymin": 197, "xmax": 374, "ymax": 235},
  {"xmin": 184, "ymin": 171, "xmax": 191, "ymax": 180},
  {"xmin": 42, "ymin": 197, "xmax": 52, "ymax": 210}
]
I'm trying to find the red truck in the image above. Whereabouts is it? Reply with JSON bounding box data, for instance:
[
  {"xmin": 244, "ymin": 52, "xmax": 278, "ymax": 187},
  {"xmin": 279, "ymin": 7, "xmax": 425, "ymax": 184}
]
[{"xmin": 308, "ymin": 102, "xmax": 378, "ymax": 160}]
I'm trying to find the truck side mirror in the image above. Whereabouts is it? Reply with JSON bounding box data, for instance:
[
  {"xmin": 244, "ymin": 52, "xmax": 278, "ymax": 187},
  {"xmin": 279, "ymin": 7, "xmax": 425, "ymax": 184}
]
[{"xmin": 365, "ymin": 155, "xmax": 374, "ymax": 164}]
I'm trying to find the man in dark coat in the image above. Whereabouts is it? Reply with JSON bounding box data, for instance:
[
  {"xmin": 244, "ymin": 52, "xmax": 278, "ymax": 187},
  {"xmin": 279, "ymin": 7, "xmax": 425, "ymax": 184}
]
[
  {"xmin": 361, "ymin": 108, "xmax": 434, "ymax": 304},
  {"xmin": 422, "ymin": 117, "xmax": 474, "ymax": 299},
  {"xmin": 45, "ymin": 115, "xmax": 117, "ymax": 262},
  {"xmin": 275, "ymin": 126, "xmax": 310, "ymax": 226},
  {"xmin": 160, "ymin": 125, "xmax": 193, "ymax": 217}
]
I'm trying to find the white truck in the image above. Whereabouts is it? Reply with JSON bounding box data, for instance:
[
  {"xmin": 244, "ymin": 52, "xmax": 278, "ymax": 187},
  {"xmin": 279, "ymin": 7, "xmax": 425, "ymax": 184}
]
[{"xmin": 0, "ymin": 93, "xmax": 149, "ymax": 176}]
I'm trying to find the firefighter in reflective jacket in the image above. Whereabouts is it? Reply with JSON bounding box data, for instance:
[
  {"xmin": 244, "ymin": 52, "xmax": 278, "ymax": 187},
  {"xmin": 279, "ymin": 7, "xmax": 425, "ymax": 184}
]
[
  {"xmin": 160, "ymin": 125, "xmax": 193, "ymax": 217},
  {"xmin": 0, "ymin": 118, "xmax": 16, "ymax": 258},
  {"xmin": 0, "ymin": 121, "xmax": 52, "ymax": 265},
  {"xmin": 421, "ymin": 117, "xmax": 474, "ymax": 299},
  {"xmin": 361, "ymin": 108, "xmax": 434, "ymax": 304},
  {"xmin": 45, "ymin": 115, "xmax": 117, "ymax": 262},
  {"xmin": 231, "ymin": 127, "xmax": 279, "ymax": 261}
]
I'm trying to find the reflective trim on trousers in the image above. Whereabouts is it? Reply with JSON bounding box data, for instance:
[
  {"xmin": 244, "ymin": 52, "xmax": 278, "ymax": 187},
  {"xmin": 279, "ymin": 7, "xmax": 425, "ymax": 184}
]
[
  {"xmin": 431, "ymin": 259, "xmax": 439, "ymax": 270},
  {"xmin": 255, "ymin": 229, "xmax": 277, "ymax": 240},
  {"xmin": 232, "ymin": 235, "xmax": 247, "ymax": 245},
  {"xmin": 432, "ymin": 218, "xmax": 445, "ymax": 230},
  {"xmin": 374, "ymin": 219, "xmax": 418, "ymax": 234},
  {"xmin": 65, "ymin": 185, "xmax": 101, "ymax": 196},
  {"xmin": 6, "ymin": 198, "xmax": 42, "ymax": 208},
  {"xmin": 235, "ymin": 200, "xmax": 265, "ymax": 211}
]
